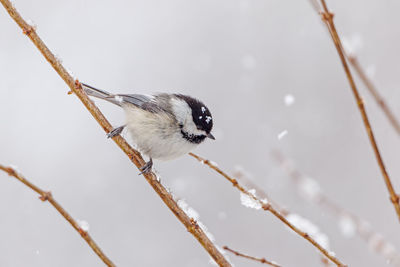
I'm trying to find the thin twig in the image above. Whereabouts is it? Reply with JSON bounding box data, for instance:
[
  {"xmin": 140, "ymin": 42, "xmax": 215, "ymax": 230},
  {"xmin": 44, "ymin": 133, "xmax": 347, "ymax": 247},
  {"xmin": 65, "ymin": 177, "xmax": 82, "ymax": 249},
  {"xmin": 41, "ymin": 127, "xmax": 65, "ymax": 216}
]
[
  {"xmin": 308, "ymin": 0, "xmax": 400, "ymax": 136},
  {"xmin": 223, "ymin": 246, "xmax": 281, "ymax": 267},
  {"xmin": 0, "ymin": 165, "xmax": 115, "ymax": 267},
  {"xmin": 317, "ymin": 0, "xmax": 400, "ymax": 222},
  {"xmin": 233, "ymin": 168, "xmax": 334, "ymax": 267},
  {"xmin": 272, "ymin": 150, "xmax": 400, "ymax": 267},
  {"xmin": 189, "ymin": 153, "xmax": 346, "ymax": 267},
  {"xmin": 347, "ymin": 56, "xmax": 400, "ymax": 135},
  {"xmin": 232, "ymin": 168, "xmax": 288, "ymax": 216},
  {"xmin": 0, "ymin": 1, "xmax": 230, "ymax": 265}
]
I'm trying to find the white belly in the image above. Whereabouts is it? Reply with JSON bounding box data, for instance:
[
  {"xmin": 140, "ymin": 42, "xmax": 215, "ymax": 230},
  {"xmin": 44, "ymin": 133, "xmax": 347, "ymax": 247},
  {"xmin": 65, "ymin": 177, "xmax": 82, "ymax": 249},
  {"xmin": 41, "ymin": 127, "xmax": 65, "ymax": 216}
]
[{"xmin": 123, "ymin": 106, "xmax": 198, "ymax": 160}]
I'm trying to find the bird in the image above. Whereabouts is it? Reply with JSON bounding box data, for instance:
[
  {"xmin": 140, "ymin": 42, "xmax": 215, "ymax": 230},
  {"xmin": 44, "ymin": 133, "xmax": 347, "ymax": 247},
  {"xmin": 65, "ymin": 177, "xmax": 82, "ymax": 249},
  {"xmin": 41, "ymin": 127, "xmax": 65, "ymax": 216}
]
[{"xmin": 81, "ymin": 83, "xmax": 215, "ymax": 174}]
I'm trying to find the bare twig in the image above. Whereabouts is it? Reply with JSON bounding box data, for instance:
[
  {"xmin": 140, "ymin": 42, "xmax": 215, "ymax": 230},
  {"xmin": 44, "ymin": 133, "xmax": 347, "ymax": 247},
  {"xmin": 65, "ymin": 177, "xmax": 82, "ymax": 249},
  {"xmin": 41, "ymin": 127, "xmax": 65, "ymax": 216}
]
[
  {"xmin": 223, "ymin": 246, "xmax": 281, "ymax": 267},
  {"xmin": 0, "ymin": 165, "xmax": 115, "ymax": 267},
  {"xmin": 317, "ymin": 0, "xmax": 400, "ymax": 222},
  {"xmin": 347, "ymin": 56, "xmax": 400, "ymax": 135},
  {"xmin": 308, "ymin": 0, "xmax": 400, "ymax": 136},
  {"xmin": 232, "ymin": 167, "xmax": 288, "ymax": 216},
  {"xmin": 233, "ymin": 168, "xmax": 335, "ymax": 267},
  {"xmin": 189, "ymin": 153, "xmax": 346, "ymax": 267},
  {"xmin": 0, "ymin": 1, "xmax": 230, "ymax": 265},
  {"xmin": 272, "ymin": 151, "xmax": 400, "ymax": 267}
]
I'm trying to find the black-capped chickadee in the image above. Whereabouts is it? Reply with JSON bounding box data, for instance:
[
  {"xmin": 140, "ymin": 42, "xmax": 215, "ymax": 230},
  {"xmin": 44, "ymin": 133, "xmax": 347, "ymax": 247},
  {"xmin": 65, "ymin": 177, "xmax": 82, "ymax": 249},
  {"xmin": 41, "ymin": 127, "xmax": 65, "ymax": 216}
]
[{"xmin": 81, "ymin": 83, "xmax": 215, "ymax": 174}]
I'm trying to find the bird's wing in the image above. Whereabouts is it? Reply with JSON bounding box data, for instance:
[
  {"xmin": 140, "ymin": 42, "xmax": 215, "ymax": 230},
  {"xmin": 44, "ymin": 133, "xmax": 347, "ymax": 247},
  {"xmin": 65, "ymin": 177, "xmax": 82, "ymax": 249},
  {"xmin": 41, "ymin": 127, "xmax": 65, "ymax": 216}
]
[
  {"xmin": 82, "ymin": 83, "xmax": 161, "ymax": 112},
  {"xmin": 118, "ymin": 94, "xmax": 160, "ymax": 112}
]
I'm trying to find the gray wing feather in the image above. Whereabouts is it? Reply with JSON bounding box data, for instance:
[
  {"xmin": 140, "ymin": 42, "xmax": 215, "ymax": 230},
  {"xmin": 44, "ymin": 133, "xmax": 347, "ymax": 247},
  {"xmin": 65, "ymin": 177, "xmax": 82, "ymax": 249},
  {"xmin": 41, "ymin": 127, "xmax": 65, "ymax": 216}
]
[
  {"xmin": 118, "ymin": 94, "xmax": 162, "ymax": 112},
  {"xmin": 82, "ymin": 83, "xmax": 160, "ymax": 111},
  {"xmin": 81, "ymin": 83, "xmax": 122, "ymax": 106},
  {"xmin": 119, "ymin": 94, "xmax": 152, "ymax": 107}
]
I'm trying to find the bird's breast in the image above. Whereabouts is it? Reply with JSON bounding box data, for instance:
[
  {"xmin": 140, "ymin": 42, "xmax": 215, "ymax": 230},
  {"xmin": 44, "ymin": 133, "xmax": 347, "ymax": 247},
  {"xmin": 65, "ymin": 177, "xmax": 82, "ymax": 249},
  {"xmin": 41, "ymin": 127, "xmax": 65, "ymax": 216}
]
[{"xmin": 123, "ymin": 107, "xmax": 199, "ymax": 160}]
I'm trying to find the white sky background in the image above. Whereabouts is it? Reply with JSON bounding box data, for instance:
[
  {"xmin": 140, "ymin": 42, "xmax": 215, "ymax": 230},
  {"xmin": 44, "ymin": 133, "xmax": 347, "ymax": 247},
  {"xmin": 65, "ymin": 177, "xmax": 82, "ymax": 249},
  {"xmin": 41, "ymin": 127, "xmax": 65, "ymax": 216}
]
[{"xmin": 1, "ymin": 0, "xmax": 400, "ymax": 266}]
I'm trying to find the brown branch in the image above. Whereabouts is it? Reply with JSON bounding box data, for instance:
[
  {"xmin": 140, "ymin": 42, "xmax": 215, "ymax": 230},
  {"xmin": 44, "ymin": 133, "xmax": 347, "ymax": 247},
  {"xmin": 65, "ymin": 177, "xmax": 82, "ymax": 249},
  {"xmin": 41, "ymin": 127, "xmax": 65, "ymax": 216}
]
[
  {"xmin": 223, "ymin": 246, "xmax": 281, "ymax": 267},
  {"xmin": 189, "ymin": 153, "xmax": 346, "ymax": 267},
  {"xmin": 317, "ymin": 0, "xmax": 400, "ymax": 222},
  {"xmin": 233, "ymin": 168, "xmax": 338, "ymax": 267},
  {"xmin": 0, "ymin": 165, "xmax": 115, "ymax": 266},
  {"xmin": 0, "ymin": 1, "xmax": 230, "ymax": 266},
  {"xmin": 232, "ymin": 168, "xmax": 288, "ymax": 216},
  {"xmin": 347, "ymin": 56, "xmax": 400, "ymax": 135},
  {"xmin": 272, "ymin": 151, "xmax": 400, "ymax": 267},
  {"xmin": 308, "ymin": 0, "xmax": 400, "ymax": 136}
]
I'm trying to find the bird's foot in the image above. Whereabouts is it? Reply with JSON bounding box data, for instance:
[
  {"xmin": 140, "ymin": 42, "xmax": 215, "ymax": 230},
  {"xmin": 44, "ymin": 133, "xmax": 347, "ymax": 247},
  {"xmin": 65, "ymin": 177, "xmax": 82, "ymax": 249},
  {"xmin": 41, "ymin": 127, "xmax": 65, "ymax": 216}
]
[
  {"xmin": 139, "ymin": 158, "xmax": 153, "ymax": 175},
  {"xmin": 107, "ymin": 125, "xmax": 125, "ymax": 138}
]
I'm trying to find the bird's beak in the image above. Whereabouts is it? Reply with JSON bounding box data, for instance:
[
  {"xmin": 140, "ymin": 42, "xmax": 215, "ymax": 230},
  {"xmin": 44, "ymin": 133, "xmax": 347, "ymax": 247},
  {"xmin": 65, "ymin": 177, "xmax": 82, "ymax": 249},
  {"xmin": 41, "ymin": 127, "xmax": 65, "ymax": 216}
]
[{"xmin": 207, "ymin": 133, "xmax": 215, "ymax": 140}]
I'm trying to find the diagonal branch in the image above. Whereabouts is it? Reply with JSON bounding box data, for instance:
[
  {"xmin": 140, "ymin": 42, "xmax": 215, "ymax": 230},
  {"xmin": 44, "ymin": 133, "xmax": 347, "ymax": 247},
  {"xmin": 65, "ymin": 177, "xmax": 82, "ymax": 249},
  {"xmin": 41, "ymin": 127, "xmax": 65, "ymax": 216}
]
[
  {"xmin": 346, "ymin": 56, "xmax": 400, "ymax": 135},
  {"xmin": 189, "ymin": 153, "xmax": 346, "ymax": 267},
  {"xmin": 272, "ymin": 150, "xmax": 400, "ymax": 266},
  {"xmin": 0, "ymin": 1, "xmax": 230, "ymax": 265},
  {"xmin": 317, "ymin": 0, "xmax": 400, "ymax": 222},
  {"xmin": 0, "ymin": 165, "xmax": 115, "ymax": 267},
  {"xmin": 308, "ymin": 0, "xmax": 400, "ymax": 136},
  {"xmin": 223, "ymin": 246, "xmax": 281, "ymax": 267}
]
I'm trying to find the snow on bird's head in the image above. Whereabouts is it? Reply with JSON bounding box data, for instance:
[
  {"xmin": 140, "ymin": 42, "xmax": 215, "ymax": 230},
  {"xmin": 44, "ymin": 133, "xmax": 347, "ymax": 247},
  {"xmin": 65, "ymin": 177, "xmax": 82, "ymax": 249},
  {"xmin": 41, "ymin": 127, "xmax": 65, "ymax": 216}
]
[{"xmin": 174, "ymin": 94, "xmax": 213, "ymax": 134}]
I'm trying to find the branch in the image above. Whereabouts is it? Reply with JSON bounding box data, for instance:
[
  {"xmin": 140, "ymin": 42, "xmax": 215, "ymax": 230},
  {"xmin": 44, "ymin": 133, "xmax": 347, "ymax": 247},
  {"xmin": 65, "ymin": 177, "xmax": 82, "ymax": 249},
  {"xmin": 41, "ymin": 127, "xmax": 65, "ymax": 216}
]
[
  {"xmin": 232, "ymin": 167, "xmax": 288, "ymax": 216},
  {"xmin": 0, "ymin": 1, "xmax": 230, "ymax": 265},
  {"xmin": 0, "ymin": 165, "xmax": 115, "ymax": 266},
  {"xmin": 317, "ymin": 0, "xmax": 400, "ymax": 222},
  {"xmin": 272, "ymin": 151, "xmax": 400, "ymax": 266},
  {"xmin": 223, "ymin": 246, "xmax": 281, "ymax": 267},
  {"xmin": 189, "ymin": 153, "xmax": 346, "ymax": 267},
  {"xmin": 232, "ymin": 168, "xmax": 340, "ymax": 267},
  {"xmin": 308, "ymin": 0, "xmax": 400, "ymax": 136},
  {"xmin": 233, "ymin": 169, "xmax": 338, "ymax": 267},
  {"xmin": 347, "ymin": 56, "xmax": 400, "ymax": 135}
]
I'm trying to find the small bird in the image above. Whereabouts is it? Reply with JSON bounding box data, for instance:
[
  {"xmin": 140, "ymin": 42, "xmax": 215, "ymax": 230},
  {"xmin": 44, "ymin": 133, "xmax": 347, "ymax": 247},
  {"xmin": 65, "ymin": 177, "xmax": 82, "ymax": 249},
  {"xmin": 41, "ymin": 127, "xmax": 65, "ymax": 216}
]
[{"xmin": 81, "ymin": 83, "xmax": 215, "ymax": 174}]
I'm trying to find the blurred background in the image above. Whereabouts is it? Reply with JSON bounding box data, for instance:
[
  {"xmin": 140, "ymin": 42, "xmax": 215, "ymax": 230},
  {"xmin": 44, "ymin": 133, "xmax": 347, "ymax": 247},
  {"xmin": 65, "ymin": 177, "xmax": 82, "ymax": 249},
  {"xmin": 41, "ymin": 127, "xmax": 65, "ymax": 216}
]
[{"xmin": 1, "ymin": 0, "xmax": 400, "ymax": 266}]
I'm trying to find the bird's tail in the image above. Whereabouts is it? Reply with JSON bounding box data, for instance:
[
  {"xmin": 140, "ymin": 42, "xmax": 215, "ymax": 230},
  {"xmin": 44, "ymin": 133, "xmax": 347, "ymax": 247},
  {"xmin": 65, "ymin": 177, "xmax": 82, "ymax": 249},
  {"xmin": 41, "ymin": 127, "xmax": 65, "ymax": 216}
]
[{"xmin": 81, "ymin": 83, "xmax": 122, "ymax": 106}]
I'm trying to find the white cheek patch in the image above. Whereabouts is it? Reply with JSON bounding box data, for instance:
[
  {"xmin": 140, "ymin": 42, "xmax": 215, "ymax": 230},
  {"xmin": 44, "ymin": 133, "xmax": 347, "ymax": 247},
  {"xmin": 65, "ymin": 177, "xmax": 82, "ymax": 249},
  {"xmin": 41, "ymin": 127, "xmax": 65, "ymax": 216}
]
[
  {"xmin": 171, "ymin": 98, "xmax": 191, "ymax": 124},
  {"xmin": 171, "ymin": 98, "xmax": 205, "ymax": 136}
]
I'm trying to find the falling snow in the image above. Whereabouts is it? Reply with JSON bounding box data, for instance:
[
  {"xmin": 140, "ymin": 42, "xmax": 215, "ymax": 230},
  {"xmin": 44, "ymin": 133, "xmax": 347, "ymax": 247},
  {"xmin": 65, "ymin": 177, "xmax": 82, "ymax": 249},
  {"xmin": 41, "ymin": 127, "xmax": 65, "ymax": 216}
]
[
  {"xmin": 277, "ymin": 130, "xmax": 288, "ymax": 140},
  {"xmin": 299, "ymin": 177, "xmax": 321, "ymax": 201},
  {"xmin": 284, "ymin": 94, "xmax": 295, "ymax": 106},
  {"xmin": 338, "ymin": 216, "xmax": 356, "ymax": 238}
]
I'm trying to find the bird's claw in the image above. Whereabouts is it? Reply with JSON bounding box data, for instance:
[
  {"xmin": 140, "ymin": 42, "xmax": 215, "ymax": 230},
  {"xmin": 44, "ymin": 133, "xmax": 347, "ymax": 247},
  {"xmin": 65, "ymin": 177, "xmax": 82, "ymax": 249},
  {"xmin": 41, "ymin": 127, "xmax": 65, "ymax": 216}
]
[
  {"xmin": 139, "ymin": 159, "xmax": 153, "ymax": 175},
  {"xmin": 107, "ymin": 125, "xmax": 125, "ymax": 138}
]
